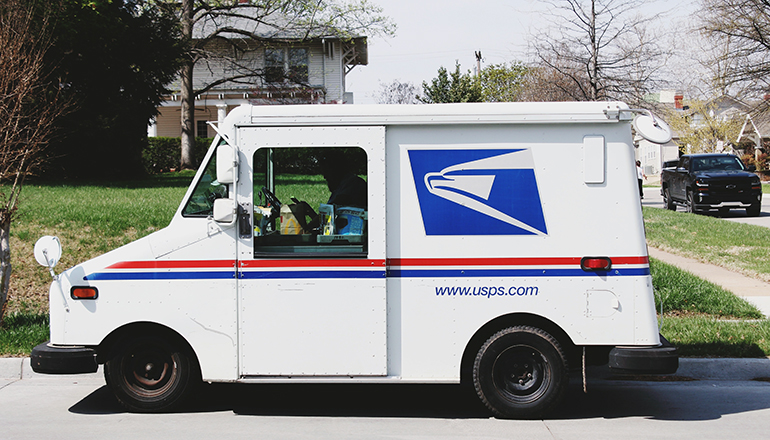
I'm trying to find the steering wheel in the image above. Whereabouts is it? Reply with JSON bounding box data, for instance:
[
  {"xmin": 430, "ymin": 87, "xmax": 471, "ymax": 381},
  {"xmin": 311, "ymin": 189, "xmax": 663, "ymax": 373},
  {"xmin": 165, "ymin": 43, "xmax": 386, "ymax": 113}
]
[{"xmin": 261, "ymin": 186, "xmax": 281, "ymax": 209}]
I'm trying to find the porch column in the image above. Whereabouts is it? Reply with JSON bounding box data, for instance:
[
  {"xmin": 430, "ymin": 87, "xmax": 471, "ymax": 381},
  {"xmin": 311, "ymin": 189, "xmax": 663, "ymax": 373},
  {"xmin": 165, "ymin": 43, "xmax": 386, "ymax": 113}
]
[{"xmin": 217, "ymin": 104, "xmax": 228, "ymax": 125}]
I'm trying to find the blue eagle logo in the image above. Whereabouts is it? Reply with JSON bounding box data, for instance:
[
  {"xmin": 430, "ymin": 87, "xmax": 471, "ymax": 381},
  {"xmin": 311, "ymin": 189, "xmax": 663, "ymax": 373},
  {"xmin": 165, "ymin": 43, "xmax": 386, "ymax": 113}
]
[{"xmin": 408, "ymin": 149, "xmax": 548, "ymax": 236}]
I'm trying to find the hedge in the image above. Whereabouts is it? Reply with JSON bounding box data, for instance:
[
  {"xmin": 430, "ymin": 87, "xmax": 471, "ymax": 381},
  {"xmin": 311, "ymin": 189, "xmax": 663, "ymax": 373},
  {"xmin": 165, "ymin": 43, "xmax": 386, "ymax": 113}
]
[{"xmin": 142, "ymin": 137, "xmax": 213, "ymax": 174}]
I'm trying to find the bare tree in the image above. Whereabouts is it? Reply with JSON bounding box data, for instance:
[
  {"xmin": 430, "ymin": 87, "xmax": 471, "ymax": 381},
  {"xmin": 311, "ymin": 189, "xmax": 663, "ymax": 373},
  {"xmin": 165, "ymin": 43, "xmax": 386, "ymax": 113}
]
[
  {"xmin": 662, "ymin": 98, "xmax": 745, "ymax": 154},
  {"xmin": 171, "ymin": 0, "xmax": 395, "ymax": 169},
  {"xmin": 374, "ymin": 79, "xmax": 421, "ymax": 104},
  {"xmin": 699, "ymin": 0, "xmax": 770, "ymax": 104},
  {"xmin": 529, "ymin": 0, "xmax": 666, "ymax": 103},
  {"xmin": 0, "ymin": 0, "xmax": 73, "ymax": 323}
]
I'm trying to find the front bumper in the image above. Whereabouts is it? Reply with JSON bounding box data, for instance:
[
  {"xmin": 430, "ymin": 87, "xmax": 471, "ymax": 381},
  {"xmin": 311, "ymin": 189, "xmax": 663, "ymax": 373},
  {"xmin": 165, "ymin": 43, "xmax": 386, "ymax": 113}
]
[
  {"xmin": 608, "ymin": 335, "xmax": 678, "ymax": 374},
  {"xmin": 693, "ymin": 190, "xmax": 761, "ymax": 211},
  {"xmin": 30, "ymin": 341, "xmax": 98, "ymax": 374}
]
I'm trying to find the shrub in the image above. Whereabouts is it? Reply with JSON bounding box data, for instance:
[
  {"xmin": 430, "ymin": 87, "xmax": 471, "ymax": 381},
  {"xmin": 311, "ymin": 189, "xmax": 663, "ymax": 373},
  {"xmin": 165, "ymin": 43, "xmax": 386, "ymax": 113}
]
[
  {"xmin": 741, "ymin": 154, "xmax": 755, "ymax": 169},
  {"xmin": 756, "ymin": 153, "xmax": 768, "ymax": 171},
  {"xmin": 142, "ymin": 137, "xmax": 213, "ymax": 174}
]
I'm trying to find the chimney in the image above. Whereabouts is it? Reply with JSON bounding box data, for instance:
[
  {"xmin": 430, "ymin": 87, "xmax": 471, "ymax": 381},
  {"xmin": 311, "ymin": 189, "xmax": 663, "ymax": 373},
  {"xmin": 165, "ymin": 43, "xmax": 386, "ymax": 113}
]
[{"xmin": 675, "ymin": 94, "xmax": 683, "ymax": 110}]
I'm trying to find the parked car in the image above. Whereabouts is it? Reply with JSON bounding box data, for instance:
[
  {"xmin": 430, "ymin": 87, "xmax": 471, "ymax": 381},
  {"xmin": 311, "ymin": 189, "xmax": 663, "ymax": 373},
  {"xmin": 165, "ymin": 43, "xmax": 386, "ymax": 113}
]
[{"xmin": 660, "ymin": 153, "xmax": 762, "ymax": 216}]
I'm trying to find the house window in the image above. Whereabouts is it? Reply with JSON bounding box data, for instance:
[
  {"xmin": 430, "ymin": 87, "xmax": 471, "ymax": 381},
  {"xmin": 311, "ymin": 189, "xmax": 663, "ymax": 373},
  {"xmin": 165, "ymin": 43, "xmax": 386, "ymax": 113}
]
[
  {"xmin": 287, "ymin": 48, "xmax": 308, "ymax": 83},
  {"xmin": 264, "ymin": 47, "xmax": 309, "ymax": 84},
  {"xmin": 265, "ymin": 48, "xmax": 285, "ymax": 83},
  {"xmin": 196, "ymin": 120, "xmax": 208, "ymax": 138}
]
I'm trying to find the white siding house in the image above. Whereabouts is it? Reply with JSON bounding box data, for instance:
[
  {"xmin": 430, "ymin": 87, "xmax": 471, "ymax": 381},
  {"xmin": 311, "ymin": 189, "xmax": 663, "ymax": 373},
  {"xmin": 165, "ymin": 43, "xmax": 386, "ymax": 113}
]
[{"xmin": 150, "ymin": 36, "xmax": 368, "ymax": 138}]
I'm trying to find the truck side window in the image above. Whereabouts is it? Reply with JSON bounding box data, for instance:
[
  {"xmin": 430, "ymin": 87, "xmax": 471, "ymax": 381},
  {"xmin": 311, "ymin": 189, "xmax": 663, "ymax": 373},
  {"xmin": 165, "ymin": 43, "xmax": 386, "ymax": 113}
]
[
  {"xmin": 253, "ymin": 146, "xmax": 368, "ymax": 256},
  {"xmin": 181, "ymin": 141, "xmax": 229, "ymax": 217}
]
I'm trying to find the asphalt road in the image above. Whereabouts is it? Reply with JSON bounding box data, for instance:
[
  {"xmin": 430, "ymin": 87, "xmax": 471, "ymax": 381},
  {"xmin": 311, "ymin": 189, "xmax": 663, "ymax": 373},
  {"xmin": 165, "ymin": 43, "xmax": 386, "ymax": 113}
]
[
  {"xmin": 642, "ymin": 184, "xmax": 770, "ymax": 228},
  {"xmin": 3, "ymin": 366, "xmax": 770, "ymax": 440}
]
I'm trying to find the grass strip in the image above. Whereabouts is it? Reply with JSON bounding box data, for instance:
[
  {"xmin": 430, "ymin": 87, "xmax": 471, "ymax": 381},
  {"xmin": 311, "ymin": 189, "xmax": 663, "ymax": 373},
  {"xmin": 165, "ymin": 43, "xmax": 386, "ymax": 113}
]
[
  {"xmin": 659, "ymin": 315, "xmax": 770, "ymax": 357},
  {"xmin": 650, "ymin": 258, "xmax": 763, "ymax": 319},
  {"xmin": 0, "ymin": 313, "xmax": 49, "ymax": 357},
  {"xmin": 643, "ymin": 206, "xmax": 770, "ymax": 283}
]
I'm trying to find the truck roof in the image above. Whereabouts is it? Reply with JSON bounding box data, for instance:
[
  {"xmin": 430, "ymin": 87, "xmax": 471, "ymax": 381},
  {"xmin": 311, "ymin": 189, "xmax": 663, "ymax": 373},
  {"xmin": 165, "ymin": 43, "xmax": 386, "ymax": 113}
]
[
  {"xmin": 223, "ymin": 101, "xmax": 633, "ymax": 127},
  {"xmin": 681, "ymin": 153, "xmax": 739, "ymax": 158}
]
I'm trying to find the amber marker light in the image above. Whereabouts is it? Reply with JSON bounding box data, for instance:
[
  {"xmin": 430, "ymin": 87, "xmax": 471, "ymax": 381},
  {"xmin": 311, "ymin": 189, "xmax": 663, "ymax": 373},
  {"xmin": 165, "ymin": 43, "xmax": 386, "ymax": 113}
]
[{"xmin": 70, "ymin": 286, "xmax": 98, "ymax": 300}]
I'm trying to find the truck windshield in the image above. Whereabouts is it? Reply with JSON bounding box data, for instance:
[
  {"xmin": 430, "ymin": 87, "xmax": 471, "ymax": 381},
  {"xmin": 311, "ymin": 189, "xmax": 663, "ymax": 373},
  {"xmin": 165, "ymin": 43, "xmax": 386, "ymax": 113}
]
[
  {"xmin": 181, "ymin": 139, "xmax": 229, "ymax": 217},
  {"xmin": 691, "ymin": 156, "xmax": 745, "ymax": 172}
]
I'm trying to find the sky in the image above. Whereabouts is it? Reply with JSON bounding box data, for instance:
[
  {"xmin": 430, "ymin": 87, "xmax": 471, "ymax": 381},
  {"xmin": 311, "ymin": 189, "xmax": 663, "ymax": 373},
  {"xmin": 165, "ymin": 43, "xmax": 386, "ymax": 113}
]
[{"xmin": 345, "ymin": 0, "xmax": 697, "ymax": 104}]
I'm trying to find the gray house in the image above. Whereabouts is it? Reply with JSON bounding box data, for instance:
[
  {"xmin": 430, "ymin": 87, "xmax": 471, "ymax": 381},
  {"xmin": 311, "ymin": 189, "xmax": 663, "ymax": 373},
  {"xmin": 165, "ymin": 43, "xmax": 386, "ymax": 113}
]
[{"xmin": 149, "ymin": 25, "xmax": 368, "ymax": 138}]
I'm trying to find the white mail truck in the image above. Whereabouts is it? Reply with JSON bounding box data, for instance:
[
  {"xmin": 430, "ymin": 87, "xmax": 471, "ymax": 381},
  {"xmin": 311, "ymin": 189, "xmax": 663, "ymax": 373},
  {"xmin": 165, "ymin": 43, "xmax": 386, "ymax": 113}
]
[{"xmin": 32, "ymin": 102, "xmax": 677, "ymax": 418}]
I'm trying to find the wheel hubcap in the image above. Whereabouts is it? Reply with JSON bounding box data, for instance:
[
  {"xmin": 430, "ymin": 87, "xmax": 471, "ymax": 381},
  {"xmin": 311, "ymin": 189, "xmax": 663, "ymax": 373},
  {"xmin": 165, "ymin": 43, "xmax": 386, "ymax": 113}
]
[
  {"xmin": 492, "ymin": 345, "xmax": 550, "ymax": 404},
  {"xmin": 120, "ymin": 342, "xmax": 178, "ymax": 398}
]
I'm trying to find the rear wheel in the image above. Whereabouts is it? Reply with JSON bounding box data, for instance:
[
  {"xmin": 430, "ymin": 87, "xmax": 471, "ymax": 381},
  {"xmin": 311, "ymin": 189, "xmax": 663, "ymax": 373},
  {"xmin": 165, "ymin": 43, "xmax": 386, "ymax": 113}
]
[
  {"xmin": 747, "ymin": 202, "xmax": 761, "ymax": 217},
  {"xmin": 104, "ymin": 334, "xmax": 199, "ymax": 412},
  {"xmin": 473, "ymin": 326, "xmax": 568, "ymax": 419}
]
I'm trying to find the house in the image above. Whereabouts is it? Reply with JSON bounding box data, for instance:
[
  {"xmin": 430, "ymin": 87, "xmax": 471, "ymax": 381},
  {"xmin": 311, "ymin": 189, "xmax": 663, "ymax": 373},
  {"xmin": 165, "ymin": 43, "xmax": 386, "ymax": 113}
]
[
  {"xmin": 636, "ymin": 92, "xmax": 769, "ymax": 180},
  {"xmin": 149, "ymin": 17, "xmax": 368, "ymax": 138},
  {"xmin": 737, "ymin": 100, "xmax": 770, "ymax": 162}
]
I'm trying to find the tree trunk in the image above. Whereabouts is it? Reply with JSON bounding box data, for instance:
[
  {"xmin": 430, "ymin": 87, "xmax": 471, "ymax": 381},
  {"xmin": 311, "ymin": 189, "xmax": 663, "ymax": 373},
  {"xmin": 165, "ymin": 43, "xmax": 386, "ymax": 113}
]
[
  {"xmin": 179, "ymin": 0, "xmax": 196, "ymax": 170},
  {"xmin": 0, "ymin": 213, "xmax": 12, "ymax": 327},
  {"xmin": 180, "ymin": 59, "xmax": 196, "ymax": 169}
]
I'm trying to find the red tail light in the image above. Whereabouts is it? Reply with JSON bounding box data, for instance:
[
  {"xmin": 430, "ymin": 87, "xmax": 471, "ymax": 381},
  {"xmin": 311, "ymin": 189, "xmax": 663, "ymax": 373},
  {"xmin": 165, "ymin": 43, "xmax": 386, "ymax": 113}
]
[{"xmin": 581, "ymin": 257, "xmax": 612, "ymax": 271}]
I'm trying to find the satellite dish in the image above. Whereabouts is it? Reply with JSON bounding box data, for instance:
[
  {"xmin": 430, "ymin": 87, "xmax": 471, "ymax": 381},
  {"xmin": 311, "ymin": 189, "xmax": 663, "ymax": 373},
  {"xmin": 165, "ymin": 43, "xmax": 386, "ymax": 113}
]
[
  {"xmin": 633, "ymin": 114, "xmax": 673, "ymax": 144},
  {"xmin": 34, "ymin": 236, "xmax": 62, "ymax": 269}
]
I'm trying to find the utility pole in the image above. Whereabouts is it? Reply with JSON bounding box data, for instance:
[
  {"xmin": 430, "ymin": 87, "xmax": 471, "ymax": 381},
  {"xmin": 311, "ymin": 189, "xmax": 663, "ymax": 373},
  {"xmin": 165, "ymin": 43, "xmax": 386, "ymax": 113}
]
[{"xmin": 475, "ymin": 51, "xmax": 482, "ymax": 77}]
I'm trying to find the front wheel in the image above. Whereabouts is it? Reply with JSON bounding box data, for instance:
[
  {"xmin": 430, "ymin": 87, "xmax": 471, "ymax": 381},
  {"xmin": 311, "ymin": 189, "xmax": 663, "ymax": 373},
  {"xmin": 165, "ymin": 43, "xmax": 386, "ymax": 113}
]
[
  {"xmin": 104, "ymin": 334, "xmax": 199, "ymax": 412},
  {"xmin": 473, "ymin": 326, "xmax": 568, "ymax": 419},
  {"xmin": 686, "ymin": 190, "xmax": 699, "ymax": 214},
  {"xmin": 663, "ymin": 188, "xmax": 676, "ymax": 210},
  {"xmin": 747, "ymin": 202, "xmax": 761, "ymax": 217}
]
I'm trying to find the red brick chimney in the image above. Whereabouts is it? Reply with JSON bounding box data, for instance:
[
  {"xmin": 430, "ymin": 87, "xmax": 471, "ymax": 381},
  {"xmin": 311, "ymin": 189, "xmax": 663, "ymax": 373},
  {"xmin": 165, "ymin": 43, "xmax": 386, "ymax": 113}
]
[{"xmin": 675, "ymin": 94, "xmax": 683, "ymax": 109}]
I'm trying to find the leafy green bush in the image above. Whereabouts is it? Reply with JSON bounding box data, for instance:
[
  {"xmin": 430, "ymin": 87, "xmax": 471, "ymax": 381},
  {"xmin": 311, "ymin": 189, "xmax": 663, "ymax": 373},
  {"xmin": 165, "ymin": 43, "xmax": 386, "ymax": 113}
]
[{"xmin": 142, "ymin": 137, "xmax": 213, "ymax": 174}]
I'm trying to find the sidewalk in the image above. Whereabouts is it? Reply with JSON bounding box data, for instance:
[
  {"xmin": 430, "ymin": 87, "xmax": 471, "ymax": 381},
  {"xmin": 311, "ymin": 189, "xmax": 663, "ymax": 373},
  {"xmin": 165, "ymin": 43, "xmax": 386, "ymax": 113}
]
[{"xmin": 648, "ymin": 247, "xmax": 770, "ymax": 317}]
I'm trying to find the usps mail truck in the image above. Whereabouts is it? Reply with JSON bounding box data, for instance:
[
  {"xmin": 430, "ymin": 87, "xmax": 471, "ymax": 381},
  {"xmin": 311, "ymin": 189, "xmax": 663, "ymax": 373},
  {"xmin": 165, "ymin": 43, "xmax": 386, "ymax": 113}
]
[{"xmin": 32, "ymin": 102, "xmax": 677, "ymax": 418}]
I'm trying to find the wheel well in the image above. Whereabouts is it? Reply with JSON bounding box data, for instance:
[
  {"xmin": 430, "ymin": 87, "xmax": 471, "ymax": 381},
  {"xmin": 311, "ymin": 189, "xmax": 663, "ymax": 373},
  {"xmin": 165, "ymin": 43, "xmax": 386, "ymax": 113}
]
[
  {"xmin": 460, "ymin": 313, "xmax": 577, "ymax": 385},
  {"xmin": 96, "ymin": 322, "xmax": 200, "ymax": 374}
]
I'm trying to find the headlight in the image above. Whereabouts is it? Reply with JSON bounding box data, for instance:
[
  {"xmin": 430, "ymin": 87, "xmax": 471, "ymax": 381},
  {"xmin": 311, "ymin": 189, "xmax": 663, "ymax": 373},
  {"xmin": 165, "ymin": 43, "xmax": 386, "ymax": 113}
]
[{"xmin": 695, "ymin": 180, "xmax": 709, "ymax": 188}]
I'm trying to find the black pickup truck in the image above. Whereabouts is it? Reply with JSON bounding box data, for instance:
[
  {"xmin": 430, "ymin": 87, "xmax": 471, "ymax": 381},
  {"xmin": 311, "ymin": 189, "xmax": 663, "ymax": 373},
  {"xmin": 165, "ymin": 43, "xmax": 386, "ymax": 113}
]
[{"xmin": 660, "ymin": 153, "xmax": 762, "ymax": 216}]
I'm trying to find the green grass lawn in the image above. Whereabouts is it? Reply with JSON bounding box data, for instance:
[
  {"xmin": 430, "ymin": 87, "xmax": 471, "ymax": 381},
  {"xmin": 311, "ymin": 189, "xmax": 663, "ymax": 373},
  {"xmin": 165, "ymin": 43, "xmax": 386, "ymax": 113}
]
[{"xmin": 644, "ymin": 206, "xmax": 770, "ymax": 283}]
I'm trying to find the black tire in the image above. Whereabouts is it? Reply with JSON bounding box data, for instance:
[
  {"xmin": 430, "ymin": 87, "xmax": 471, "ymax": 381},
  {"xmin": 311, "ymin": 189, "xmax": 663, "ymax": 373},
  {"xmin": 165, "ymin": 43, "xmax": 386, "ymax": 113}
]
[
  {"xmin": 663, "ymin": 188, "xmax": 676, "ymax": 210},
  {"xmin": 104, "ymin": 334, "xmax": 199, "ymax": 412},
  {"xmin": 473, "ymin": 326, "xmax": 568, "ymax": 419},
  {"xmin": 747, "ymin": 202, "xmax": 761, "ymax": 217},
  {"xmin": 686, "ymin": 190, "xmax": 698, "ymax": 214}
]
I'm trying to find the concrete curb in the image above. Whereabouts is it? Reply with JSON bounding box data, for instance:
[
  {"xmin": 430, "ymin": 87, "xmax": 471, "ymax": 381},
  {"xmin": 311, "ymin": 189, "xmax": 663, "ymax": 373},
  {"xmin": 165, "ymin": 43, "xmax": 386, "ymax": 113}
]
[
  {"xmin": 3, "ymin": 357, "xmax": 770, "ymax": 382},
  {"xmin": 0, "ymin": 357, "xmax": 102, "ymax": 380}
]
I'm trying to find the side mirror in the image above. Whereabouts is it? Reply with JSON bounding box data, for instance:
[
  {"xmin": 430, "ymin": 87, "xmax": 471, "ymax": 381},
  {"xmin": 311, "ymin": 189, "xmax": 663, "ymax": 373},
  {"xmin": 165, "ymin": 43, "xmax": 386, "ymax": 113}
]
[
  {"xmin": 213, "ymin": 198, "xmax": 236, "ymax": 223},
  {"xmin": 216, "ymin": 144, "xmax": 236, "ymax": 184},
  {"xmin": 35, "ymin": 236, "xmax": 62, "ymax": 278},
  {"xmin": 748, "ymin": 164, "xmax": 757, "ymax": 172},
  {"xmin": 633, "ymin": 113, "xmax": 673, "ymax": 144}
]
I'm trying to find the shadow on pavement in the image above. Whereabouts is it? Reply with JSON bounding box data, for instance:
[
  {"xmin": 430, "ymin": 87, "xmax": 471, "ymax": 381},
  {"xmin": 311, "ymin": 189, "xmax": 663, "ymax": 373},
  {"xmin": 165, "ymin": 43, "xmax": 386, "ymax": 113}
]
[{"xmin": 68, "ymin": 372, "xmax": 770, "ymax": 421}]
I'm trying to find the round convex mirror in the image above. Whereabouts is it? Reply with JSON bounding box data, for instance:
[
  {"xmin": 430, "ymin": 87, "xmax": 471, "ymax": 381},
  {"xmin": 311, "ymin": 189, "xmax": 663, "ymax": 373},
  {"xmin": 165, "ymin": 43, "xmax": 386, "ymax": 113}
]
[
  {"xmin": 34, "ymin": 236, "xmax": 62, "ymax": 268},
  {"xmin": 633, "ymin": 114, "xmax": 673, "ymax": 144}
]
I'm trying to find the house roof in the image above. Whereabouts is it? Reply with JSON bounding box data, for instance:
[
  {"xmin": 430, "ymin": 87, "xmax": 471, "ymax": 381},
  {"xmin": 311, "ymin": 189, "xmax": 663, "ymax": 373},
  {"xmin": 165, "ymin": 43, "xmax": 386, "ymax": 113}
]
[{"xmin": 193, "ymin": 9, "xmax": 367, "ymax": 66}]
